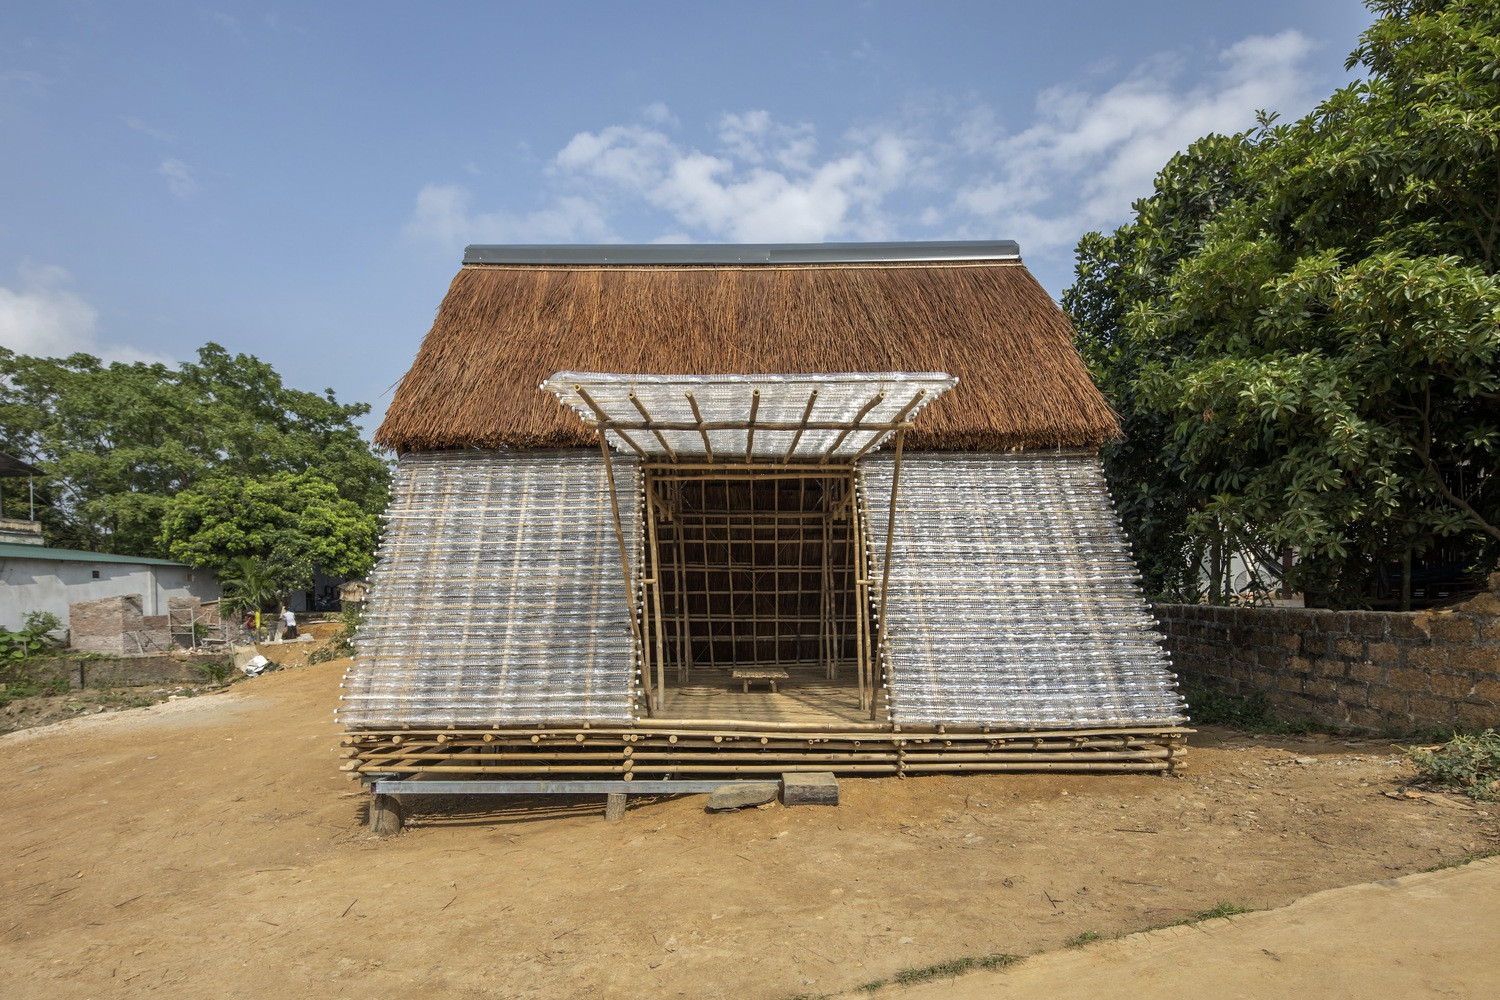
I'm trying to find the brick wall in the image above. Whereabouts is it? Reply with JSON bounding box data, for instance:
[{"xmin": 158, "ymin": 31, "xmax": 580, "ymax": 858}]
[
  {"xmin": 20, "ymin": 653, "xmax": 209, "ymax": 690},
  {"xmin": 69, "ymin": 594, "xmax": 175, "ymax": 654},
  {"xmin": 69, "ymin": 594, "xmax": 144, "ymax": 655},
  {"xmin": 1155, "ymin": 589, "xmax": 1500, "ymax": 732}
]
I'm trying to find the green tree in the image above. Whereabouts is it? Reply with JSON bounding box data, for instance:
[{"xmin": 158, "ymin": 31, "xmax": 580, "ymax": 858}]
[
  {"xmin": 158, "ymin": 471, "xmax": 378, "ymax": 603},
  {"xmin": 0, "ymin": 343, "xmax": 390, "ymax": 556},
  {"xmin": 1066, "ymin": 132, "xmax": 1262, "ymax": 599},
  {"xmin": 1067, "ymin": 0, "xmax": 1500, "ymax": 607}
]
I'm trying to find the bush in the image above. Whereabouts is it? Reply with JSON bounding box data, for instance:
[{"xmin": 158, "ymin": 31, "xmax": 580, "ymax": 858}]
[
  {"xmin": 0, "ymin": 674, "xmax": 69, "ymax": 705},
  {"xmin": 192, "ymin": 659, "xmax": 234, "ymax": 686},
  {"xmin": 308, "ymin": 604, "xmax": 363, "ymax": 665},
  {"xmin": 1407, "ymin": 730, "xmax": 1500, "ymax": 801},
  {"xmin": 0, "ymin": 610, "xmax": 64, "ymax": 661},
  {"xmin": 1180, "ymin": 680, "xmax": 1311, "ymax": 734}
]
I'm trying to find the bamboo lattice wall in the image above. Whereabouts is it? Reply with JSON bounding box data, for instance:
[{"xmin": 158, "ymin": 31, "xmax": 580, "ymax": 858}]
[
  {"xmin": 340, "ymin": 449, "xmax": 1185, "ymax": 733},
  {"xmin": 861, "ymin": 451, "xmax": 1185, "ymax": 728},
  {"xmin": 339, "ymin": 450, "xmax": 641, "ymax": 727}
]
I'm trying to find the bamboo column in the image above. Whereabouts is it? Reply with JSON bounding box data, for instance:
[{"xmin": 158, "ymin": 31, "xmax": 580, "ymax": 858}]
[
  {"xmin": 642, "ymin": 476, "xmax": 669, "ymax": 713},
  {"xmin": 595, "ymin": 435, "xmax": 650, "ymax": 715},
  {"xmin": 871, "ymin": 428, "xmax": 907, "ymax": 720}
]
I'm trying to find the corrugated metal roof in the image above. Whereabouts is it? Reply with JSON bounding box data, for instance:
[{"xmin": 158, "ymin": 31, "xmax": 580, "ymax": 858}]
[
  {"xmin": 0, "ymin": 542, "xmax": 190, "ymax": 567},
  {"xmin": 463, "ymin": 240, "xmax": 1021, "ymax": 266},
  {"xmin": 0, "ymin": 452, "xmax": 41, "ymax": 477}
]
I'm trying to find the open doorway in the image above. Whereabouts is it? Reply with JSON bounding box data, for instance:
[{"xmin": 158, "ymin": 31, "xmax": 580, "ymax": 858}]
[{"xmin": 640, "ymin": 467, "xmax": 878, "ymax": 724}]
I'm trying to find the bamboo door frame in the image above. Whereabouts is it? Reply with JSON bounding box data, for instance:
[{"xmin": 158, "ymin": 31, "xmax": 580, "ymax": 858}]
[{"xmin": 593, "ymin": 431, "xmax": 910, "ymax": 722}]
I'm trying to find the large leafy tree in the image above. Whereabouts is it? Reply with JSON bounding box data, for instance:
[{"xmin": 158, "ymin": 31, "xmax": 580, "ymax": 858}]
[
  {"xmin": 1066, "ymin": 133, "xmax": 1262, "ymax": 600},
  {"xmin": 159, "ymin": 471, "xmax": 378, "ymax": 604},
  {"xmin": 1068, "ymin": 0, "xmax": 1500, "ymax": 607},
  {"xmin": 0, "ymin": 343, "xmax": 390, "ymax": 557}
]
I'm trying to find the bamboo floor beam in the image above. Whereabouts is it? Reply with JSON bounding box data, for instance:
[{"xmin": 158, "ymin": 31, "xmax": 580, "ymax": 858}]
[
  {"xmin": 343, "ymin": 724, "xmax": 1189, "ymax": 778},
  {"xmin": 343, "ymin": 725, "xmax": 1192, "ymax": 741}
]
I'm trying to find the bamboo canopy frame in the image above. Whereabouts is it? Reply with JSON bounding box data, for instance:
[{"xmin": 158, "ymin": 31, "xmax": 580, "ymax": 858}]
[{"xmin": 544, "ymin": 371, "xmax": 955, "ymax": 722}]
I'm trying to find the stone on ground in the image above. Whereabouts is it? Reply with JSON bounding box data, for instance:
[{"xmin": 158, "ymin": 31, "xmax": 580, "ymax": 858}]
[
  {"xmin": 706, "ymin": 781, "xmax": 780, "ymax": 812},
  {"xmin": 782, "ymin": 771, "xmax": 838, "ymax": 806}
]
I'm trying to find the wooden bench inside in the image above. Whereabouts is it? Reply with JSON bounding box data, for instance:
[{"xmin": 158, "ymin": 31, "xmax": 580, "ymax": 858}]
[{"xmin": 733, "ymin": 667, "xmax": 790, "ymax": 693}]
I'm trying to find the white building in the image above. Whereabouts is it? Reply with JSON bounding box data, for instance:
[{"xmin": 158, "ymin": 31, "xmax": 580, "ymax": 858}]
[{"xmin": 0, "ymin": 541, "xmax": 220, "ymax": 632}]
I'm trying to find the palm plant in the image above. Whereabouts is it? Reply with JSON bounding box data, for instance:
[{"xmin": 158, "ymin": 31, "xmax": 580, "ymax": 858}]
[{"xmin": 218, "ymin": 555, "xmax": 280, "ymax": 635}]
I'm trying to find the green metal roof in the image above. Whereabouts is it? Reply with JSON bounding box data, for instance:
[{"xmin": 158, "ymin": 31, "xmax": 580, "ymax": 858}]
[{"xmin": 0, "ymin": 541, "xmax": 190, "ymax": 567}]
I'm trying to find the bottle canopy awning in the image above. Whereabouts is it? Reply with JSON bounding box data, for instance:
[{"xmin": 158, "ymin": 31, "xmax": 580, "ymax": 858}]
[{"xmin": 542, "ymin": 372, "xmax": 957, "ymax": 465}]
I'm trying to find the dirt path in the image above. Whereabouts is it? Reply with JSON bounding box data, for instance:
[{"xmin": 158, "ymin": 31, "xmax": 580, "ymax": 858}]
[
  {"xmin": 898, "ymin": 858, "xmax": 1500, "ymax": 999},
  {"xmin": 3, "ymin": 658, "xmax": 1496, "ymax": 999}
]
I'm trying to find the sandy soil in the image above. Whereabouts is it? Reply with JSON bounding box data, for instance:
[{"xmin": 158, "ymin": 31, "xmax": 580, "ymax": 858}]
[
  {"xmin": 0, "ymin": 622, "xmax": 338, "ymax": 735},
  {"xmin": 900, "ymin": 858, "xmax": 1500, "ymax": 999},
  {"xmin": 2, "ymin": 657, "xmax": 1496, "ymax": 999}
]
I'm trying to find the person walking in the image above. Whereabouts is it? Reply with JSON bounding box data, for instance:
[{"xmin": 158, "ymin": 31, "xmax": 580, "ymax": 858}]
[{"xmin": 282, "ymin": 608, "xmax": 298, "ymax": 640}]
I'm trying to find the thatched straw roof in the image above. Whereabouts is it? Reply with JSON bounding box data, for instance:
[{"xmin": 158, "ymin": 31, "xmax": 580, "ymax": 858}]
[{"xmin": 376, "ymin": 244, "xmax": 1118, "ymax": 452}]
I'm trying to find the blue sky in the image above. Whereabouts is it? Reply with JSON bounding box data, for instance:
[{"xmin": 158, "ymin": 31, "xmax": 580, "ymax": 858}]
[{"xmin": 0, "ymin": 1, "xmax": 1374, "ymax": 433}]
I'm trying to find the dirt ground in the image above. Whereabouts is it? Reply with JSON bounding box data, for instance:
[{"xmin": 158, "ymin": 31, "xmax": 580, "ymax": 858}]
[
  {"xmin": 0, "ymin": 622, "xmax": 337, "ymax": 735},
  {"xmin": 2, "ymin": 656, "xmax": 1496, "ymax": 1000}
]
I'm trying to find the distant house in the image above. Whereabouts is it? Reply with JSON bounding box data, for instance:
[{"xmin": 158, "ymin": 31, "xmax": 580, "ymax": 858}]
[
  {"xmin": 0, "ymin": 542, "xmax": 220, "ymax": 635},
  {"xmin": 0, "ymin": 452, "xmax": 43, "ymax": 547}
]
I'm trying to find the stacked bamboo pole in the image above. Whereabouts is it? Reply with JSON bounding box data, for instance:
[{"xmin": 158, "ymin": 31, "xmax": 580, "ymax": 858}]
[{"xmin": 342, "ymin": 725, "xmax": 1190, "ymax": 779}]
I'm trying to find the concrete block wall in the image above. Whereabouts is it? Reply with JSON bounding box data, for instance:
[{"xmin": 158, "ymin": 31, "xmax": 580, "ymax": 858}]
[{"xmin": 1155, "ymin": 592, "xmax": 1500, "ymax": 732}]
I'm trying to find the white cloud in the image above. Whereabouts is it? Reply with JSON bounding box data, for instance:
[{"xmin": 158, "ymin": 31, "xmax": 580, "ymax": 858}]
[
  {"xmin": 158, "ymin": 157, "xmax": 198, "ymax": 199},
  {"xmin": 122, "ymin": 115, "xmax": 174, "ymax": 142},
  {"xmin": 206, "ymin": 11, "xmax": 244, "ymax": 37},
  {"xmin": 0, "ymin": 263, "xmax": 96, "ymax": 357},
  {"xmin": 549, "ymin": 109, "xmax": 915, "ymax": 242},
  {"xmin": 953, "ymin": 29, "xmax": 1320, "ymax": 251},
  {"xmin": 0, "ymin": 263, "xmax": 173, "ymax": 365},
  {"xmin": 403, "ymin": 30, "xmax": 1325, "ymax": 263},
  {"xmin": 403, "ymin": 184, "xmax": 613, "ymax": 246},
  {"xmin": 0, "ymin": 68, "xmax": 48, "ymax": 103},
  {"xmin": 641, "ymin": 101, "xmax": 678, "ymax": 128}
]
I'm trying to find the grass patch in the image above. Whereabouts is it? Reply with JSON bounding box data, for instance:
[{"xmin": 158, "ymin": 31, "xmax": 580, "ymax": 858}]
[
  {"xmin": 859, "ymin": 953, "xmax": 1022, "ymax": 992},
  {"xmin": 893, "ymin": 956, "xmax": 977, "ymax": 984},
  {"xmin": 1142, "ymin": 901, "xmax": 1257, "ymax": 933},
  {"xmin": 0, "ymin": 676, "xmax": 69, "ymax": 705},
  {"xmin": 1193, "ymin": 901, "xmax": 1255, "ymax": 920},
  {"xmin": 1181, "ymin": 681, "xmax": 1312, "ymax": 734},
  {"xmin": 1424, "ymin": 848, "xmax": 1500, "ymax": 872},
  {"xmin": 853, "ymin": 906, "xmax": 1251, "ymax": 995},
  {"xmin": 1406, "ymin": 729, "xmax": 1500, "ymax": 801},
  {"xmin": 979, "ymin": 953, "xmax": 1021, "ymax": 969}
]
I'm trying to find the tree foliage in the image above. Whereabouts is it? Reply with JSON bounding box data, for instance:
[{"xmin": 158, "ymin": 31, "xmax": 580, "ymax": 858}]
[
  {"xmin": 1066, "ymin": 133, "xmax": 1262, "ymax": 599},
  {"xmin": 159, "ymin": 472, "xmax": 378, "ymax": 600},
  {"xmin": 1067, "ymin": 0, "xmax": 1500, "ymax": 606},
  {"xmin": 0, "ymin": 342, "xmax": 390, "ymax": 558}
]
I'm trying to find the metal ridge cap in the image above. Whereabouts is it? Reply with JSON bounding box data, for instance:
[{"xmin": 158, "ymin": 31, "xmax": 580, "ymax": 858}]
[{"xmin": 462, "ymin": 240, "xmax": 1021, "ymax": 265}]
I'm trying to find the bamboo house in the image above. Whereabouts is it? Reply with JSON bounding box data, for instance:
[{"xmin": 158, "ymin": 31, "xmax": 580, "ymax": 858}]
[{"xmin": 339, "ymin": 241, "xmax": 1188, "ymax": 786}]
